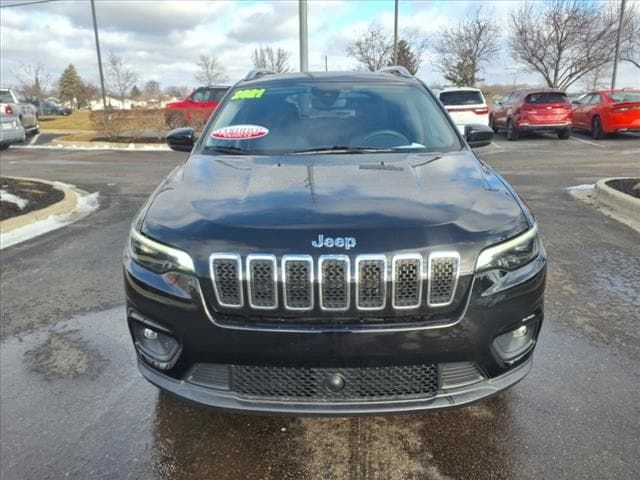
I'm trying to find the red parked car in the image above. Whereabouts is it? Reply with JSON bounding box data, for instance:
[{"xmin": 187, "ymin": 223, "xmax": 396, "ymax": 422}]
[
  {"xmin": 571, "ymin": 89, "xmax": 640, "ymax": 139},
  {"xmin": 490, "ymin": 89, "xmax": 572, "ymax": 141},
  {"xmin": 165, "ymin": 85, "xmax": 229, "ymax": 128}
]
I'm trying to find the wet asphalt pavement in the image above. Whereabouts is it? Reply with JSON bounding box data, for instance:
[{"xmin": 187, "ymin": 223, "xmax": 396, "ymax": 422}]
[{"xmin": 1, "ymin": 133, "xmax": 639, "ymax": 480}]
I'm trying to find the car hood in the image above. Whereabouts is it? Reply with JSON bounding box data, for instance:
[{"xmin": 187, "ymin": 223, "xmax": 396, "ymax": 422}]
[{"xmin": 141, "ymin": 151, "xmax": 528, "ymax": 271}]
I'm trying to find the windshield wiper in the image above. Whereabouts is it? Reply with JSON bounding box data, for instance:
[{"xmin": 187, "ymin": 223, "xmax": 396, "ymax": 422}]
[
  {"xmin": 203, "ymin": 145, "xmax": 253, "ymax": 155},
  {"xmin": 291, "ymin": 146, "xmax": 395, "ymax": 154}
]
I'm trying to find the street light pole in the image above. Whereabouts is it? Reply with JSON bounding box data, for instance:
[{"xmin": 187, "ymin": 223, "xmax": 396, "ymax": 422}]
[
  {"xmin": 611, "ymin": 0, "xmax": 626, "ymax": 89},
  {"xmin": 393, "ymin": 0, "xmax": 399, "ymax": 64},
  {"xmin": 299, "ymin": 0, "xmax": 309, "ymax": 72},
  {"xmin": 90, "ymin": 0, "xmax": 107, "ymax": 110}
]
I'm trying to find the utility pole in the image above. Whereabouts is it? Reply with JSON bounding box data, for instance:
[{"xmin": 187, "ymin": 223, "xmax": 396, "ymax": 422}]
[
  {"xmin": 324, "ymin": 55, "xmax": 328, "ymax": 72},
  {"xmin": 611, "ymin": 0, "xmax": 626, "ymax": 89},
  {"xmin": 90, "ymin": 0, "xmax": 107, "ymax": 110},
  {"xmin": 299, "ymin": 0, "xmax": 309, "ymax": 72},
  {"xmin": 393, "ymin": 0, "xmax": 399, "ymax": 64}
]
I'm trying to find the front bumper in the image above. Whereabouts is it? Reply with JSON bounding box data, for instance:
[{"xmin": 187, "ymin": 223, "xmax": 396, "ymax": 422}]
[
  {"xmin": 138, "ymin": 355, "xmax": 533, "ymax": 415},
  {"xmin": 125, "ymin": 251, "xmax": 546, "ymax": 414}
]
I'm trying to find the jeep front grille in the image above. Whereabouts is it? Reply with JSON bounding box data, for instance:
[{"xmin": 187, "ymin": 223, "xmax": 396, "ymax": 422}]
[
  {"xmin": 210, "ymin": 254, "xmax": 242, "ymax": 308},
  {"xmin": 319, "ymin": 256, "xmax": 350, "ymax": 311},
  {"xmin": 246, "ymin": 255, "xmax": 277, "ymax": 309},
  {"xmin": 392, "ymin": 254, "xmax": 423, "ymax": 309},
  {"xmin": 209, "ymin": 252, "xmax": 460, "ymax": 312},
  {"xmin": 356, "ymin": 255, "xmax": 387, "ymax": 310},
  {"xmin": 283, "ymin": 256, "xmax": 313, "ymax": 310},
  {"xmin": 428, "ymin": 253, "xmax": 460, "ymax": 307}
]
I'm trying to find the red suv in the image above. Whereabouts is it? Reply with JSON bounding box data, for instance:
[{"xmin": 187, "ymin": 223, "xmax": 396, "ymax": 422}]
[
  {"xmin": 571, "ymin": 89, "xmax": 640, "ymax": 139},
  {"xmin": 165, "ymin": 85, "xmax": 229, "ymax": 128},
  {"xmin": 490, "ymin": 89, "xmax": 572, "ymax": 141}
]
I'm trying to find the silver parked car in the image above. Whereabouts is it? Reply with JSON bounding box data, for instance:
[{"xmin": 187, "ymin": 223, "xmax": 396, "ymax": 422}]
[{"xmin": 0, "ymin": 112, "xmax": 26, "ymax": 150}]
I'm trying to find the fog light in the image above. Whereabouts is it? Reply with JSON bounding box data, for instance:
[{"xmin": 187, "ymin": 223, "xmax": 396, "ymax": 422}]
[
  {"xmin": 493, "ymin": 323, "xmax": 535, "ymax": 362},
  {"xmin": 131, "ymin": 321, "xmax": 181, "ymax": 370},
  {"xmin": 143, "ymin": 328, "xmax": 158, "ymax": 340},
  {"xmin": 512, "ymin": 326, "xmax": 528, "ymax": 338}
]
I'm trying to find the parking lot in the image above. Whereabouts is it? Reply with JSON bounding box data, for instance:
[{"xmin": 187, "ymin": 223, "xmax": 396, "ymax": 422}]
[{"xmin": 1, "ymin": 132, "xmax": 639, "ymax": 480}]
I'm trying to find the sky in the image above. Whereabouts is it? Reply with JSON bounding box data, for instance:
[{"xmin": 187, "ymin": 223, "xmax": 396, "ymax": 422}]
[{"xmin": 0, "ymin": 0, "xmax": 638, "ymax": 95}]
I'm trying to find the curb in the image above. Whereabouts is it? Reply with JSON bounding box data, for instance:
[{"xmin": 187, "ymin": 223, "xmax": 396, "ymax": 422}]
[
  {"xmin": 0, "ymin": 177, "xmax": 89, "ymax": 235},
  {"xmin": 594, "ymin": 177, "xmax": 640, "ymax": 232},
  {"xmin": 53, "ymin": 139, "xmax": 170, "ymax": 150}
]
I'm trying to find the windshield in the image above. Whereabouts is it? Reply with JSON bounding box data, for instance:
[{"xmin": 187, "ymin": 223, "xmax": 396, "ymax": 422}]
[
  {"xmin": 525, "ymin": 92, "xmax": 568, "ymax": 104},
  {"xmin": 609, "ymin": 91, "xmax": 640, "ymax": 103},
  {"xmin": 439, "ymin": 90, "xmax": 484, "ymax": 106},
  {"xmin": 201, "ymin": 82, "xmax": 461, "ymax": 155}
]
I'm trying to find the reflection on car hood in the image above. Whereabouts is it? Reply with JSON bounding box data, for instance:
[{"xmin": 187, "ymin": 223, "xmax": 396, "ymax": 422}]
[{"xmin": 141, "ymin": 151, "xmax": 528, "ymax": 263}]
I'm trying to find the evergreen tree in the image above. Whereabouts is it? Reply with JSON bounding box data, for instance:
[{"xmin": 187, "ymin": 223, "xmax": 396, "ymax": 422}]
[
  {"xmin": 391, "ymin": 39, "xmax": 420, "ymax": 74},
  {"xmin": 58, "ymin": 64, "xmax": 83, "ymax": 108},
  {"xmin": 130, "ymin": 85, "xmax": 142, "ymax": 99}
]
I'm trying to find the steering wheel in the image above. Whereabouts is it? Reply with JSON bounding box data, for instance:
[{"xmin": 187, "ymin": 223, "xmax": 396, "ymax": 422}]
[{"xmin": 359, "ymin": 129, "xmax": 410, "ymax": 148}]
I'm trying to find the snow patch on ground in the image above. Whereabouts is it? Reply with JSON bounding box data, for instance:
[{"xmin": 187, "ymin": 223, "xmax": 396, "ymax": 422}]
[
  {"xmin": 566, "ymin": 184, "xmax": 595, "ymax": 191},
  {"xmin": 13, "ymin": 144, "xmax": 170, "ymax": 152},
  {"xmin": 0, "ymin": 190, "xmax": 29, "ymax": 209},
  {"xmin": 0, "ymin": 192, "xmax": 100, "ymax": 250}
]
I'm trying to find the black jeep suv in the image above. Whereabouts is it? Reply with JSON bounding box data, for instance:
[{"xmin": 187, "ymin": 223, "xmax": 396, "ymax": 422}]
[{"xmin": 124, "ymin": 67, "xmax": 546, "ymax": 414}]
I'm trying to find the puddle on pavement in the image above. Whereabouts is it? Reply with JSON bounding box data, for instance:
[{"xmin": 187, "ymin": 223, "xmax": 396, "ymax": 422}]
[
  {"xmin": 2, "ymin": 306, "xmax": 639, "ymax": 480},
  {"xmin": 25, "ymin": 329, "xmax": 105, "ymax": 379}
]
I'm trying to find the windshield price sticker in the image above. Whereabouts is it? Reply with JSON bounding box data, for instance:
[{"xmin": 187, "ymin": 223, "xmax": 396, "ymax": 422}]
[
  {"xmin": 210, "ymin": 124, "xmax": 269, "ymax": 140},
  {"xmin": 231, "ymin": 88, "xmax": 266, "ymax": 101}
]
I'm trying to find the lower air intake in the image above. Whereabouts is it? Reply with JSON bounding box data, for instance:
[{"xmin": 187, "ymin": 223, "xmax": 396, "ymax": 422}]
[{"xmin": 232, "ymin": 364, "xmax": 439, "ymax": 401}]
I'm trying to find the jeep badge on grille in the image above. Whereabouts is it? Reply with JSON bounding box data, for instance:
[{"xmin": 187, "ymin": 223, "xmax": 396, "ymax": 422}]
[{"xmin": 311, "ymin": 234, "xmax": 357, "ymax": 250}]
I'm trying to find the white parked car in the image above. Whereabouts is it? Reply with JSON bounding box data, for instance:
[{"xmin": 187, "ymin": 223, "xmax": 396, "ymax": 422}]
[
  {"xmin": 0, "ymin": 112, "xmax": 26, "ymax": 150},
  {"xmin": 0, "ymin": 87, "xmax": 39, "ymax": 134},
  {"xmin": 438, "ymin": 87, "xmax": 489, "ymax": 134}
]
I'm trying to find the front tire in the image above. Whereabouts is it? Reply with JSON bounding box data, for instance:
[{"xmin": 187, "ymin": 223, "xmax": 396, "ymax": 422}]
[
  {"xmin": 591, "ymin": 117, "xmax": 604, "ymax": 140},
  {"xmin": 0, "ymin": 143, "xmax": 9, "ymax": 151},
  {"xmin": 558, "ymin": 128, "xmax": 570, "ymax": 139},
  {"xmin": 489, "ymin": 115, "xmax": 499, "ymax": 133},
  {"xmin": 506, "ymin": 119, "xmax": 519, "ymax": 141}
]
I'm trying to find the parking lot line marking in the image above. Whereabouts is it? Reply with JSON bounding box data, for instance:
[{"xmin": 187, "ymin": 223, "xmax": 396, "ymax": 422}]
[
  {"xmin": 28, "ymin": 134, "xmax": 40, "ymax": 146},
  {"xmin": 570, "ymin": 137, "xmax": 605, "ymax": 148}
]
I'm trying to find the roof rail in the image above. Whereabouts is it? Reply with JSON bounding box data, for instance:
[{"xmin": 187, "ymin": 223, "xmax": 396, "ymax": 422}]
[
  {"xmin": 243, "ymin": 69, "xmax": 276, "ymax": 81},
  {"xmin": 377, "ymin": 66, "xmax": 413, "ymax": 78}
]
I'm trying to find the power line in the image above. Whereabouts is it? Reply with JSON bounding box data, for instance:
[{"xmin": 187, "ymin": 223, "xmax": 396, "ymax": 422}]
[{"xmin": 0, "ymin": 0, "xmax": 57, "ymax": 8}]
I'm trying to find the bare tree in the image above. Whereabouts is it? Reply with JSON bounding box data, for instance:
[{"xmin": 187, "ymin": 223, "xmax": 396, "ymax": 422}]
[
  {"xmin": 164, "ymin": 85, "xmax": 190, "ymax": 99},
  {"xmin": 106, "ymin": 52, "xmax": 138, "ymax": 106},
  {"xmin": 346, "ymin": 23, "xmax": 394, "ymax": 71},
  {"xmin": 251, "ymin": 46, "xmax": 291, "ymax": 72},
  {"xmin": 508, "ymin": 1, "xmax": 637, "ymax": 90},
  {"xmin": 581, "ymin": 64, "xmax": 611, "ymax": 91},
  {"xmin": 619, "ymin": 3, "xmax": 640, "ymax": 69},
  {"xmin": 195, "ymin": 54, "xmax": 227, "ymax": 85},
  {"xmin": 143, "ymin": 80, "xmax": 162, "ymax": 101},
  {"xmin": 13, "ymin": 63, "xmax": 51, "ymax": 100},
  {"xmin": 433, "ymin": 7, "xmax": 499, "ymax": 87}
]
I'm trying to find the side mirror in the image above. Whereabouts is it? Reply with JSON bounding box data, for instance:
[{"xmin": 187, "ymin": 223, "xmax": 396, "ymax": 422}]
[
  {"xmin": 167, "ymin": 127, "xmax": 196, "ymax": 152},
  {"xmin": 571, "ymin": 100, "xmax": 580, "ymax": 105},
  {"xmin": 464, "ymin": 124, "xmax": 493, "ymax": 148}
]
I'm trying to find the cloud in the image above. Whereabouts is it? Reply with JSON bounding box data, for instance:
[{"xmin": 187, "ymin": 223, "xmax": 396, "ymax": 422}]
[{"xmin": 0, "ymin": 0, "xmax": 637, "ymax": 93}]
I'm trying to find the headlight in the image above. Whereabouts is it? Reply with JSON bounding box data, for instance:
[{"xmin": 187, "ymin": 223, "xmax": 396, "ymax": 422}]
[
  {"xmin": 476, "ymin": 225, "xmax": 540, "ymax": 273},
  {"xmin": 128, "ymin": 227, "xmax": 195, "ymax": 274}
]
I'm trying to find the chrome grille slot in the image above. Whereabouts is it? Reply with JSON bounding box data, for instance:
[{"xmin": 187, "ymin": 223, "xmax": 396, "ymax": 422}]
[
  {"xmin": 247, "ymin": 255, "xmax": 277, "ymax": 309},
  {"xmin": 392, "ymin": 255, "xmax": 422, "ymax": 308},
  {"xmin": 283, "ymin": 256, "xmax": 313, "ymax": 310},
  {"xmin": 319, "ymin": 256, "xmax": 350, "ymax": 311},
  {"xmin": 210, "ymin": 254, "xmax": 243, "ymax": 307},
  {"xmin": 428, "ymin": 253, "xmax": 460, "ymax": 307},
  {"xmin": 356, "ymin": 255, "xmax": 387, "ymax": 310}
]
